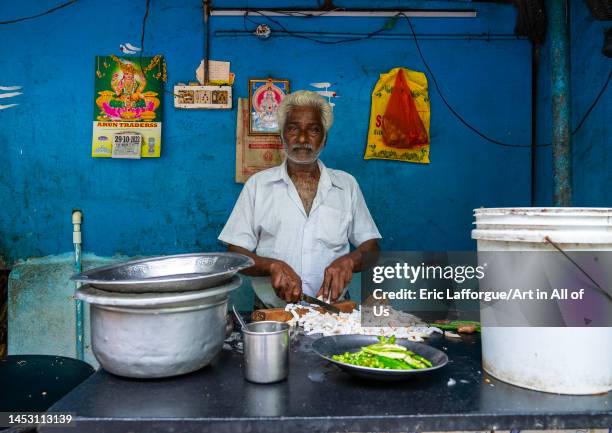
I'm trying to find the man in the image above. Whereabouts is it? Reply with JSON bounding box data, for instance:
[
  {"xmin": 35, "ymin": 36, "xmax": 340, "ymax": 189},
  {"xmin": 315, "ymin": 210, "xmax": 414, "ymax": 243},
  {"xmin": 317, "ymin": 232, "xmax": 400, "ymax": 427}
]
[{"xmin": 219, "ymin": 90, "xmax": 381, "ymax": 303}]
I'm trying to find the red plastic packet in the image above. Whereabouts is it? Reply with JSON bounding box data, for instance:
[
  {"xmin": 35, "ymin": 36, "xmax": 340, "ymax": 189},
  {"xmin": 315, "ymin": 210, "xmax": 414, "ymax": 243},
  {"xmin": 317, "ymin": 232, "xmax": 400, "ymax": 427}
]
[{"xmin": 382, "ymin": 69, "xmax": 429, "ymax": 149}]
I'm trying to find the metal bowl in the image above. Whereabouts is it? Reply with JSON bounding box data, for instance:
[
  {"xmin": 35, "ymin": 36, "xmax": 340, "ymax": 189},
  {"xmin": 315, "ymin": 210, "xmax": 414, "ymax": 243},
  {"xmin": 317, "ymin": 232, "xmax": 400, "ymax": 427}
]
[
  {"xmin": 76, "ymin": 276, "xmax": 242, "ymax": 378},
  {"xmin": 71, "ymin": 252, "xmax": 254, "ymax": 293},
  {"xmin": 311, "ymin": 335, "xmax": 448, "ymax": 381}
]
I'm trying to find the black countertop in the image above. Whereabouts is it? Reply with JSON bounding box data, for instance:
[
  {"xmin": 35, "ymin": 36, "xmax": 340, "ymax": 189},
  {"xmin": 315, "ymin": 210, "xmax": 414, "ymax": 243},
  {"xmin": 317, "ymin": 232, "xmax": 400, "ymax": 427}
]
[{"xmin": 42, "ymin": 333, "xmax": 611, "ymax": 433}]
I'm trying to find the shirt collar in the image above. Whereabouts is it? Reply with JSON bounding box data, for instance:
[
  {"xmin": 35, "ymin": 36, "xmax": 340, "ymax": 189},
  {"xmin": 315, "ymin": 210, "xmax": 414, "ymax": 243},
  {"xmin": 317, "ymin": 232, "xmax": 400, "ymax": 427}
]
[{"xmin": 272, "ymin": 159, "xmax": 344, "ymax": 190}]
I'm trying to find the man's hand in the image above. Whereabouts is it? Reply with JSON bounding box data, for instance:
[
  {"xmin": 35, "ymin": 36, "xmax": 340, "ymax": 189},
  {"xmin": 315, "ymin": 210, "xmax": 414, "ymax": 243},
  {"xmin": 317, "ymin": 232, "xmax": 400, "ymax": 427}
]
[
  {"xmin": 316, "ymin": 256, "xmax": 354, "ymax": 302},
  {"xmin": 226, "ymin": 245, "xmax": 302, "ymax": 302},
  {"xmin": 270, "ymin": 261, "xmax": 303, "ymax": 303}
]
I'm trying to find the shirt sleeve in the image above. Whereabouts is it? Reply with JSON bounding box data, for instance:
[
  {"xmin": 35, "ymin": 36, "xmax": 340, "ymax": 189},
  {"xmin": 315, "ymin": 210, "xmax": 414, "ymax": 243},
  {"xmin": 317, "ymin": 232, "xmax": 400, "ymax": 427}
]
[
  {"xmin": 348, "ymin": 179, "xmax": 382, "ymax": 247},
  {"xmin": 218, "ymin": 182, "xmax": 258, "ymax": 251}
]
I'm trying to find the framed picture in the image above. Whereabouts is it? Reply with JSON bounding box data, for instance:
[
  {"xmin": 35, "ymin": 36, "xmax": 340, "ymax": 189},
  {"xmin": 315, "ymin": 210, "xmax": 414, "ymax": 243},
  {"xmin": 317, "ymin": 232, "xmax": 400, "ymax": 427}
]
[
  {"xmin": 173, "ymin": 85, "xmax": 232, "ymax": 109},
  {"xmin": 248, "ymin": 78, "xmax": 290, "ymax": 135}
]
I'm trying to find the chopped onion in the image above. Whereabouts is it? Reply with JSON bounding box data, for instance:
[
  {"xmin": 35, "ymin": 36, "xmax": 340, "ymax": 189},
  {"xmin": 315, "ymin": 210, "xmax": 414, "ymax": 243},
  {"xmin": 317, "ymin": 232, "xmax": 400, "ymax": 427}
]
[{"xmin": 285, "ymin": 304, "xmax": 440, "ymax": 340}]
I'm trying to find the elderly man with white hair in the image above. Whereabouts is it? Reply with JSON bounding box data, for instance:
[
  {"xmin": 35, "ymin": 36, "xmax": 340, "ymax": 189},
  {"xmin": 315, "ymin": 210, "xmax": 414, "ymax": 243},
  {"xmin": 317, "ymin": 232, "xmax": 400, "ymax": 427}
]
[{"xmin": 219, "ymin": 90, "xmax": 381, "ymax": 304}]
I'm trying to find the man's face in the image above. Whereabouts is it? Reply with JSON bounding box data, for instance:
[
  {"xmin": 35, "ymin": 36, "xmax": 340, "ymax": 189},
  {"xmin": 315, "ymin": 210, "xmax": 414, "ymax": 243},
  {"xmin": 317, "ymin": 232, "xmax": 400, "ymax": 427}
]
[{"xmin": 282, "ymin": 106, "xmax": 325, "ymax": 164}]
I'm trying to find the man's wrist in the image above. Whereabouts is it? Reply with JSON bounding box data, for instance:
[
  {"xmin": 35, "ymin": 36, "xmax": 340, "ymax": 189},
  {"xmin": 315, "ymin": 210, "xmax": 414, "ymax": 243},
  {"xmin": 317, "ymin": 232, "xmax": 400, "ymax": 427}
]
[
  {"xmin": 263, "ymin": 257, "xmax": 281, "ymax": 274},
  {"xmin": 329, "ymin": 254, "xmax": 356, "ymax": 272},
  {"xmin": 345, "ymin": 252, "xmax": 359, "ymax": 272}
]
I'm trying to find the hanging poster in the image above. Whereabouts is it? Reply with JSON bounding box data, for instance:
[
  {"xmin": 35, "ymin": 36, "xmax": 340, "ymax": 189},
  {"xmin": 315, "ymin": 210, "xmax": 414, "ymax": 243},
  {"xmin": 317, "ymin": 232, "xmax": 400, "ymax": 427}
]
[
  {"xmin": 248, "ymin": 78, "xmax": 290, "ymax": 135},
  {"xmin": 364, "ymin": 67, "xmax": 431, "ymax": 164},
  {"xmin": 236, "ymin": 98, "xmax": 283, "ymax": 183},
  {"xmin": 92, "ymin": 55, "xmax": 166, "ymax": 158}
]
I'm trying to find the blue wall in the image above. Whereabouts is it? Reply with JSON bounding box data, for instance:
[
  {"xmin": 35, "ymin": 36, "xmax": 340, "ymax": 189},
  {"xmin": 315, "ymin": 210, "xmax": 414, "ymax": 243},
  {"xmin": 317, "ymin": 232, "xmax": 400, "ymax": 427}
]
[
  {"xmin": 535, "ymin": 0, "xmax": 611, "ymax": 206},
  {"xmin": 1, "ymin": 1, "xmax": 538, "ymax": 263}
]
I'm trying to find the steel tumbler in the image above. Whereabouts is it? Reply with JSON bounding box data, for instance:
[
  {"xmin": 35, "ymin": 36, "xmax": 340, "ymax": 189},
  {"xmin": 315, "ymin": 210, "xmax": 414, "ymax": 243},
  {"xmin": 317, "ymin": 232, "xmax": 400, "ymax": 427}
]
[{"xmin": 243, "ymin": 321, "xmax": 290, "ymax": 383}]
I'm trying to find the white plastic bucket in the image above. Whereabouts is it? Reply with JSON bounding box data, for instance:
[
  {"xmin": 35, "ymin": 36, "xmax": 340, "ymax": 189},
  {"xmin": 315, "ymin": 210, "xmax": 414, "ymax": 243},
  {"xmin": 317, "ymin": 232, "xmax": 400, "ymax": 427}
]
[{"xmin": 472, "ymin": 207, "xmax": 612, "ymax": 395}]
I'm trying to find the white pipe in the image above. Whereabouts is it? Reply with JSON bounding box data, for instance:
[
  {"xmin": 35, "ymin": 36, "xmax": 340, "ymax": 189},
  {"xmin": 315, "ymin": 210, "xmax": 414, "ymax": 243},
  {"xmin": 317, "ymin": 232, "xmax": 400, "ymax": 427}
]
[
  {"xmin": 210, "ymin": 10, "xmax": 476, "ymax": 18},
  {"xmin": 72, "ymin": 210, "xmax": 82, "ymax": 246},
  {"xmin": 72, "ymin": 210, "xmax": 84, "ymax": 361}
]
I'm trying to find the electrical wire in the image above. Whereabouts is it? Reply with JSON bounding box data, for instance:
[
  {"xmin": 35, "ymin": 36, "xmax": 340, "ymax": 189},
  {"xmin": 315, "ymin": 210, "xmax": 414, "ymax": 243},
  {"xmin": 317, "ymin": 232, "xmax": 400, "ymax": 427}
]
[
  {"xmin": 14, "ymin": 1, "xmax": 602, "ymax": 146},
  {"xmin": 247, "ymin": 9, "xmax": 398, "ymax": 44},
  {"xmin": 403, "ymin": 14, "xmax": 611, "ymax": 148},
  {"xmin": 242, "ymin": 10, "xmax": 610, "ymax": 149},
  {"xmin": 572, "ymin": 69, "xmax": 611, "ymax": 135},
  {"xmin": 135, "ymin": 0, "xmax": 183, "ymax": 99},
  {"xmin": 266, "ymin": 9, "xmax": 344, "ymax": 18},
  {"xmin": 243, "ymin": 11, "xmax": 262, "ymax": 31},
  {"xmin": 243, "ymin": 10, "xmax": 538, "ymax": 148},
  {"xmin": 0, "ymin": 0, "xmax": 79, "ymax": 25},
  {"xmin": 136, "ymin": 0, "xmax": 151, "ymax": 82},
  {"xmin": 403, "ymin": 13, "xmax": 540, "ymax": 148},
  {"xmin": 140, "ymin": 0, "xmax": 151, "ymax": 60}
]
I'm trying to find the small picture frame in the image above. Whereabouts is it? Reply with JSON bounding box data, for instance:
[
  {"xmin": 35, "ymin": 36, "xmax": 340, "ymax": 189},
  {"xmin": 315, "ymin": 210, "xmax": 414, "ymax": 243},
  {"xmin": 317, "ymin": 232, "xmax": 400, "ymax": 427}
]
[
  {"xmin": 173, "ymin": 85, "xmax": 232, "ymax": 109},
  {"xmin": 248, "ymin": 78, "xmax": 290, "ymax": 135}
]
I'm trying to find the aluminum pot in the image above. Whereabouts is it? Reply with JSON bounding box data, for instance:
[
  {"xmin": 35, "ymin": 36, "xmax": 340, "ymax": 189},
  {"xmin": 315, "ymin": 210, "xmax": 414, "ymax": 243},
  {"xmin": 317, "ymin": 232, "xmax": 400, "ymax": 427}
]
[{"xmin": 77, "ymin": 276, "xmax": 242, "ymax": 379}]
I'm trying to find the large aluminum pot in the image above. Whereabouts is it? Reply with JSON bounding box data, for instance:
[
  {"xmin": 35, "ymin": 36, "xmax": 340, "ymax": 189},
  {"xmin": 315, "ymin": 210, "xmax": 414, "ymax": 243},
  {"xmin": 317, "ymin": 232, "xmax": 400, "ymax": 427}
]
[{"xmin": 76, "ymin": 275, "xmax": 242, "ymax": 378}]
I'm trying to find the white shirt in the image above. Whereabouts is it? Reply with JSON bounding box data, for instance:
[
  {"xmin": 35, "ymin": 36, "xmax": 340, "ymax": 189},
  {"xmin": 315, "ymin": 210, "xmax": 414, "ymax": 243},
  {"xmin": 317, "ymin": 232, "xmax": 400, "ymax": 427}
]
[{"xmin": 218, "ymin": 159, "xmax": 381, "ymax": 296}]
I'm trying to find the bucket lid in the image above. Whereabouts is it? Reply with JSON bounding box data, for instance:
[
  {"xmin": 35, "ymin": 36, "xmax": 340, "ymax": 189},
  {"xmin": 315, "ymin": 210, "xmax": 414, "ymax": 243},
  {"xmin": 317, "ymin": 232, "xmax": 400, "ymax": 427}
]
[
  {"xmin": 474, "ymin": 207, "xmax": 612, "ymax": 218},
  {"xmin": 472, "ymin": 207, "xmax": 612, "ymax": 243}
]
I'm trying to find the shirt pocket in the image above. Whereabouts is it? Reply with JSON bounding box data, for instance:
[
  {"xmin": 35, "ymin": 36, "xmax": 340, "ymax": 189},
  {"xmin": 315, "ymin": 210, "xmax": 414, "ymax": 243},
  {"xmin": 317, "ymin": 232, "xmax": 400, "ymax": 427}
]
[{"xmin": 316, "ymin": 205, "xmax": 351, "ymax": 251}]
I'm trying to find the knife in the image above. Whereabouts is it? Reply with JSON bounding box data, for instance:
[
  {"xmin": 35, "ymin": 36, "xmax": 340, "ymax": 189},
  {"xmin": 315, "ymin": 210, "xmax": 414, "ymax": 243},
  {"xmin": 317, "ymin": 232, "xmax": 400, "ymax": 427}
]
[{"xmin": 301, "ymin": 294, "xmax": 341, "ymax": 314}]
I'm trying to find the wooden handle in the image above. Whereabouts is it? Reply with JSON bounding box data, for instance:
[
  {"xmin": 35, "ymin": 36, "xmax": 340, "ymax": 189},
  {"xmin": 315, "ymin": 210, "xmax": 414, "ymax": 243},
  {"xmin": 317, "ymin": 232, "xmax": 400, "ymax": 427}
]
[
  {"xmin": 251, "ymin": 308, "xmax": 293, "ymax": 322},
  {"xmin": 251, "ymin": 300, "xmax": 358, "ymax": 322},
  {"xmin": 334, "ymin": 300, "xmax": 357, "ymax": 313}
]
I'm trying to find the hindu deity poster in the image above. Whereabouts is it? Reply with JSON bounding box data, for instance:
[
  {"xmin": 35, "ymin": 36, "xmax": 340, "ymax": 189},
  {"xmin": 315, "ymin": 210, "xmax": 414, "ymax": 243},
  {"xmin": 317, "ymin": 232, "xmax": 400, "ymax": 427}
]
[
  {"xmin": 248, "ymin": 78, "xmax": 289, "ymax": 135},
  {"xmin": 92, "ymin": 55, "xmax": 165, "ymax": 158}
]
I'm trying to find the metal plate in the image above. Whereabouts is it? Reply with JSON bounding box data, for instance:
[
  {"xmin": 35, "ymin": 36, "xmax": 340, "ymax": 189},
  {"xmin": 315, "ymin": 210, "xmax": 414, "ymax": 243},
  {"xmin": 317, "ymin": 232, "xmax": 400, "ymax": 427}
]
[
  {"xmin": 311, "ymin": 335, "xmax": 448, "ymax": 381},
  {"xmin": 76, "ymin": 275, "xmax": 242, "ymax": 308},
  {"xmin": 71, "ymin": 253, "xmax": 254, "ymax": 293}
]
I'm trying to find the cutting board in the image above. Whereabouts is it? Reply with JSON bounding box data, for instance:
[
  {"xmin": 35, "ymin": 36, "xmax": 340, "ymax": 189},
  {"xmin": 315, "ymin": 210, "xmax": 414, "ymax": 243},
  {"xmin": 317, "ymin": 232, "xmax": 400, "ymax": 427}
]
[{"xmin": 251, "ymin": 300, "xmax": 357, "ymax": 322}]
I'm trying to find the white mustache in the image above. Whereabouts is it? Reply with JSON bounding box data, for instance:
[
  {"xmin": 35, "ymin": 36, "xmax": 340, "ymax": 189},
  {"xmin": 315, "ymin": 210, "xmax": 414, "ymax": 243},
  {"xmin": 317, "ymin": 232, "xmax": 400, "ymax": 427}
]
[{"xmin": 292, "ymin": 144, "xmax": 313, "ymax": 151}]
